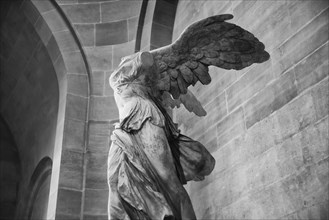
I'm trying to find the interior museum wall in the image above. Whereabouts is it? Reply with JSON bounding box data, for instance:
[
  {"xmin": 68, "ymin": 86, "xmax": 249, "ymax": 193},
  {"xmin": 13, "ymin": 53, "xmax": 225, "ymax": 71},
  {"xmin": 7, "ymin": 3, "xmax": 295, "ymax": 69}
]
[
  {"xmin": 173, "ymin": 1, "xmax": 328, "ymax": 219},
  {"xmin": 56, "ymin": 0, "xmax": 142, "ymax": 218},
  {"xmin": 0, "ymin": 1, "xmax": 59, "ymax": 218}
]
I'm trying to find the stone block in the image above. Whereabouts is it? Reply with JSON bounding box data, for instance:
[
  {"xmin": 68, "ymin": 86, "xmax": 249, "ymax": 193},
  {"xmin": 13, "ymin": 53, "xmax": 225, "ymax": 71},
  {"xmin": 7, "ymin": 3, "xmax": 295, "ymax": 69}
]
[
  {"xmin": 78, "ymin": 0, "xmax": 114, "ymax": 2},
  {"xmin": 65, "ymin": 94, "xmax": 88, "ymax": 121},
  {"xmin": 232, "ymin": 1, "xmax": 258, "ymax": 23},
  {"xmin": 311, "ymin": 77, "xmax": 329, "ymax": 121},
  {"xmin": 246, "ymin": 147, "xmax": 281, "ymax": 191},
  {"xmin": 59, "ymin": 149, "xmax": 84, "ymax": 190},
  {"xmin": 274, "ymin": 91, "xmax": 317, "ymax": 142},
  {"xmin": 88, "ymin": 134, "xmax": 110, "ymax": 153},
  {"xmin": 74, "ymin": 24, "xmax": 95, "ymax": 47},
  {"xmin": 83, "ymin": 215, "xmax": 108, "ymax": 220},
  {"xmin": 55, "ymin": 214, "xmax": 80, "ymax": 220},
  {"xmin": 67, "ymin": 74, "xmax": 88, "ymax": 97},
  {"xmin": 83, "ymin": 189, "xmax": 108, "ymax": 215},
  {"xmin": 42, "ymin": 9, "xmax": 68, "ymax": 33},
  {"xmin": 315, "ymin": 157, "xmax": 329, "ymax": 191},
  {"xmin": 53, "ymin": 55, "xmax": 67, "ymax": 83},
  {"xmin": 112, "ymin": 40, "xmax": 135, "ymax": 68},
  {"xmin": 244, "ymin": 70, "xmax": 298, "ymax": 129},
  {"xmin": 128, "ymin": 16, "xmax": 138, "ymax": 41},
  {"xmin": 280, "ymin": 165, "xmax": 327, "ymax": 210},
  {"xmin": 176, "ymin": 110, "xmax": 201, "ymax": 137},
  {"xmin": 56, "ymin": 188, "xmax": 82, "ymax": 216},
  {"xmin": 216, "ymin": 107, "xmax": 245, "ymax": 148},
  {"xmin": 295, "ymin": 201, "xmax": 329, "ymax": 220},
  {"xmin": 57, "ymin": 0, "xmax": 78, "ymax": 5},
  {"xmin": 287, "ymin": 0, "xmax": 329, "ymax": 33},
  {"xmin": 191, "ymin": 93, "xmax": 227, "ymax": 151},
  {"xmin": 104, "ymin": 71, "xmax": 114, "ymax": 96},
  {"xmin": 89, "ymin": 121, "xmax": 113, "ymax": 136},
  {"xmin": 101, "ymin": 0, "xmax": 142, "ymax": 22},
  {"xmin": 35, "ymin": 17, "xmax": 52, "ymax": 46},
  {"xmin": 89, "ymin": 96, "xmax": 119, "ymax": 121},
  {"xmin": 61, "ymin": 3, "xmax": 100, "ymax": 23},
  {"xmin": 300, "ymin": 117, "xmax": 329, "ymax": 164},
  {"xmin": 153, "ymin": 0, "xmax": 177, "ymax": 27},
  {"xmin": 246, "ymin": 2, "xmax": 292, "ymax": 51},
  {"xmin": 193, "ymin": 68, "xmax": 237, "ymax": 104},
  {"xmin": 86, "ymin": 149, "xmax": 108, "ymax": 173},
  {"xmin": 90, "ymin": 71, "xmax": 105, "ymax": 96},
  {"xmin": 272, "ymin": 9, "xmax": 328, "ymax": 75},
  {"xmin": 54, "ymin": 30, "xmax": 79, "ymax": 52},
  {"xmin": 295, "ymin": 43, "xmax": 328, "ymax": 94},
  {"xmin": 96, "ymin": 20, "xmax": 128, "ymax": 46},
  {"xmin": 242, "ymin": 115, "xmax": 280, "ymax": 162},
  {"xmin": 150, "ymin": 23, "xmax": 172, "ymax": 48},
  {"xmin": 85, "ymin": 151, "xmax": 108, "ymax": 189},
  {"xmin": 226, "ymin": 61, "xmax": 272, "ymax": 112},
  {"xmin": 31, "ymin": 0, "xmax": 53, "ymax": 13},
  {"xmin": 85, "ymin": 46, "xmax": 112, "ymax": 71},
  {"xmin": 276, "ymin": 133, "xmax": 304, "ymax": 178},
  {"xmin": 62, "ymin": 51, "xmax": 87, "ymax": 74},
  {"xmin": 62, "ymin": 118, "xmax": 85, "ymax": 152}
]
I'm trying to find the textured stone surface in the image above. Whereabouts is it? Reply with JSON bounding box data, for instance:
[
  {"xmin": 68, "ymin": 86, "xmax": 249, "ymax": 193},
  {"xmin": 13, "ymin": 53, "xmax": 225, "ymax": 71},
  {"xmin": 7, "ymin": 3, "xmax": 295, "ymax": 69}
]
[
  {"xmin": 101, "ymin": 1, "xmax": 141, "ymax": 22},
  {"xmin": 59, "ymin": 149, "xmax": 84, "ymax": 190},
  {"xmin": 63, "ymin": 119, "xmax": 86, "ymax": 151},
  {"xmin": 66, "ymin": 94, "xmax": 88, "ymax": 121},
  {"xmin": 84, "ymin": 189, "xmax": 108, "ymax": 215},
  {"xmin": 61, "ymin": 3, "xmax": 100, "ymax": 23},
  {"xmin": 85, "ymin": 151, "xmax": 108, "ymax": 189},
  {"xmin": 85, "ymin": 46, "xmax": 112, "ymax": 71},
  {"xmin": 90, "ymin": 71, "xmax": 105, "ymax": 96},
  {"xmin": 173, "ymin": 1, "xmax": 329, "ymax": 219},
  {"xmin": 74, "ymin": 24, "xmax": 95, "ymax": 47},
  {"xmin": 95, "ymin": 21, "xmax": 128, "ymax": 46},
  {"xmin": 56, "ymin": 188, "xmax": 82, "ymax": 216},
  {"xmin": 67, "ymin": 74, "xmax": 89, "ymax": 97},
  {"xmin": 62, "ymin": 51, "xmax": 87, "ymax": 74},
  {"xmin": 89, "ymin": 96, "xmax": 118, "ymax": 121}
]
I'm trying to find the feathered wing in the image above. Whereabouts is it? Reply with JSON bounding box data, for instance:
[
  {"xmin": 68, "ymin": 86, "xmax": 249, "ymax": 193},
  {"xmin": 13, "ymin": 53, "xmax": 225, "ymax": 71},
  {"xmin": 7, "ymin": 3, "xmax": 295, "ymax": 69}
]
[{"xmin": 149, "ymin": 14, "xmax": 270, "ymax": 116}]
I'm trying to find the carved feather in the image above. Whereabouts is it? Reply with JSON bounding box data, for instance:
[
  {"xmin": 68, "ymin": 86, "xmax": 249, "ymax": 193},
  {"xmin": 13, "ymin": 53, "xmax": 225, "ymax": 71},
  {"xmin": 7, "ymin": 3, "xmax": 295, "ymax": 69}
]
[{"xmin": 150, "ymin": 14, "xmax": 270, "ymax": 116}]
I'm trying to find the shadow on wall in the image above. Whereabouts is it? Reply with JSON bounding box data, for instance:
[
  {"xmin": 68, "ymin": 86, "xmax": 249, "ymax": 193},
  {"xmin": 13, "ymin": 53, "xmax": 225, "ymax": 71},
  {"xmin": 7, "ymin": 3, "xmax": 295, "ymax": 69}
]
[
  {"xmin": 22, "ymin": 157, "xmax": 52, "ymax": 220},
  {"xmin": 0, "ymin": 115, "xmax": 21, "ymax": 220}
]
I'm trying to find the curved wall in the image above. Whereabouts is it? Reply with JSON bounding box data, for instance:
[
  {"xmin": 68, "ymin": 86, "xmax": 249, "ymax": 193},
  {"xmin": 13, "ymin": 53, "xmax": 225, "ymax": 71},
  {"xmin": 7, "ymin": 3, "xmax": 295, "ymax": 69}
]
[
  {"xmin": 173, "ymin": 1, "xmax": 329, "ymax": 219},
  {"xmin": 0, "ymin": 1, "xmax": 59, "ymax": 218},
  {"xmin": 0, "ymin": 116, "xmax": 20, "ymax": 220}
]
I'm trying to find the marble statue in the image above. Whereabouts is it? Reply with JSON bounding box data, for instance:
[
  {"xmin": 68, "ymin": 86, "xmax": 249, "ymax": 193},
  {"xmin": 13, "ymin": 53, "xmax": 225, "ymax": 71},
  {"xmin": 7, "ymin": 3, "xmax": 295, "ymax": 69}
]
[{"xmin": 108, "ymin": 14, "xmax": 269, "ymax": 220}]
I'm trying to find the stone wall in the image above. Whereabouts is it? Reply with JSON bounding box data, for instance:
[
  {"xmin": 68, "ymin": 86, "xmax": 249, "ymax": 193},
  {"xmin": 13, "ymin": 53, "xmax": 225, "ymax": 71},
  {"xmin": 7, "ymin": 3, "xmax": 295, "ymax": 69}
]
[
  {"xmin": 173, "ymin": 1, "xmax": 329, "ymax": 219},
  {"xmin": 57, "ymin": 0, "xmax": 142, "ymax": 218}
]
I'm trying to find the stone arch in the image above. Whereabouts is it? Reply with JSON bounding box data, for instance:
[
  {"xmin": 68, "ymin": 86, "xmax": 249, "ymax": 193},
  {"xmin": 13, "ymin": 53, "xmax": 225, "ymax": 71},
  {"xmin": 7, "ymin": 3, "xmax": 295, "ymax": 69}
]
[
  {"xmin": 26, "ymin": 0, "xmax": 92, "ymax": 218},
  {"xmin": 23, "ymin": 157, "xmax": 52, "ymax": 220},
  {"xmin": 150, "ymin": 0, "xmax": 178, "ymax": 50},
  {"xmin": 0, "ymin": 0, "xmax": 91, "ymax": 218},
  {"xmin": 136, "ymin": 0, "xmax": 178, "ymax": 51}
]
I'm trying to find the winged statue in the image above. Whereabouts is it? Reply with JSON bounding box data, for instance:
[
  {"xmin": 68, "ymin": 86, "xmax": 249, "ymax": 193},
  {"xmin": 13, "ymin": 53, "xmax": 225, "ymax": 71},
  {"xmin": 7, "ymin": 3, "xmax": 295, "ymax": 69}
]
[{"xmin": 107, "ymin": 14, "xmax": 270, "ymax": 220}]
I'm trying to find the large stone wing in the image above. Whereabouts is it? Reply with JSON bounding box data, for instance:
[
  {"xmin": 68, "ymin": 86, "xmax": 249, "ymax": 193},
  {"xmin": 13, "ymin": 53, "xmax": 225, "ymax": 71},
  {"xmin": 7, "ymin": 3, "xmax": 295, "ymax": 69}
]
[{"xmin": 150, "ymin": 14, "xmax": 270, "ymax": 116}]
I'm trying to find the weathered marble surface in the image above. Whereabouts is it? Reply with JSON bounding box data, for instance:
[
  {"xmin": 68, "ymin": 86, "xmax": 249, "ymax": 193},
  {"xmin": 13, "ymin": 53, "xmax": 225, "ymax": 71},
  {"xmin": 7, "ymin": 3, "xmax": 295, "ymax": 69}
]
[{"xmin": 108, "ymin": 14, "xmax": 269, "ymax": 219}]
